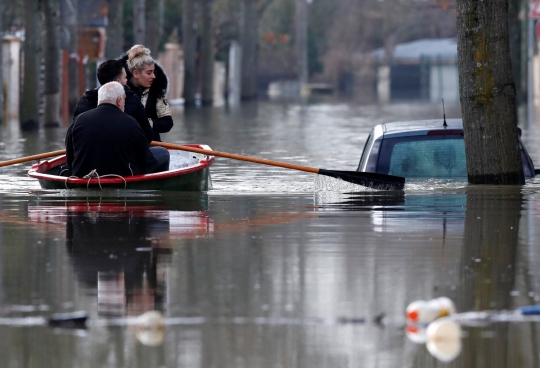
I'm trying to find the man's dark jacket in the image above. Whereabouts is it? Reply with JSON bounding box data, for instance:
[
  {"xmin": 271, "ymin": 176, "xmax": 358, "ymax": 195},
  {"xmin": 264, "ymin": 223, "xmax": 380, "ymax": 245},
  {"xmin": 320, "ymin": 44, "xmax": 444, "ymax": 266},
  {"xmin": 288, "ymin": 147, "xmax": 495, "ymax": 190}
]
[
  {"xmin": 73, "ymin": 86, "xmax": 154, "ymax": 143},
  {"xmin": 65, "ymin": 103, "xmax": 149, "ymax": 177}
]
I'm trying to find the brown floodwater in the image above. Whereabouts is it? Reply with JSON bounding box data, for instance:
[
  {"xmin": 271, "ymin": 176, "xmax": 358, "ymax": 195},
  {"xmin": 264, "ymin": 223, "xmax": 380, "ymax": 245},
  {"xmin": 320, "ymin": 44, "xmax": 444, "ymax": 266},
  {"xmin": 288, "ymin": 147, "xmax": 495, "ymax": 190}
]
[{"xmin": 0, "ymin": 100, "xmax": 539, "ymax": 367}]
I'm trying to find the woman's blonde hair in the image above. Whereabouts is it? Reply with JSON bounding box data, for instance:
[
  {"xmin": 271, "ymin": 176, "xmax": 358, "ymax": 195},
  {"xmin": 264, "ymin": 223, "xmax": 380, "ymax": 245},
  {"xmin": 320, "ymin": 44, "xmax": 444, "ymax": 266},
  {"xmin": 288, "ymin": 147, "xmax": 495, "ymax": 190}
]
[{"xmin": 127, "ymin": 45, "xmax": 154, "ymax": 73}]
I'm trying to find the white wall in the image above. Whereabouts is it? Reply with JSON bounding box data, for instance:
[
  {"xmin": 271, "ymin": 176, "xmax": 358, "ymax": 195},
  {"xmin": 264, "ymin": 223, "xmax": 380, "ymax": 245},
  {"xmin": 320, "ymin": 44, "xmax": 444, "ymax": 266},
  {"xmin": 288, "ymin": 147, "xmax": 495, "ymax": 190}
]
[
  {"xmin": 2, "ymin": 36, "xmax": 21, "ymax": 122},
  {"xmin": 377, "ymin": 66, "xmax": 390, "ymax": 104}
]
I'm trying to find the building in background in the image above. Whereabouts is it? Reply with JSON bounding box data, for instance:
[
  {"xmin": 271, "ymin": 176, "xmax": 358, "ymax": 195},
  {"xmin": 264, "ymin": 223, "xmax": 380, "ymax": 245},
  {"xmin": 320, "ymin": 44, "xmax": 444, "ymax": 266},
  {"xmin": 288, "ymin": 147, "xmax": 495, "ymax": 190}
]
[{"xmin": 356, "ymin": 38, "xmax": 459, "ymax": 104}]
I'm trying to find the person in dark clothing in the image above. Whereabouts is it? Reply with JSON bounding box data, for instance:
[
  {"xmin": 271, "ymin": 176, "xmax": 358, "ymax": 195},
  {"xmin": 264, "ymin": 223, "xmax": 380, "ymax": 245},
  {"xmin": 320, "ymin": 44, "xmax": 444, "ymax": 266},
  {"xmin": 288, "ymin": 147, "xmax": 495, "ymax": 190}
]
[
  {"xmin": 72, "ymin": 60, "xmax": 169, "ymax": 173},
  {"xmin": 73, "ymin": 60, "xmax": 153, "ymax": 143},
  {"xmin": 120, "ymin": 45, "xmax": 173, "ymax": 142},
  {"xmin": 66, "ymin": 82, "xmax": 149, "ymax": 178}
]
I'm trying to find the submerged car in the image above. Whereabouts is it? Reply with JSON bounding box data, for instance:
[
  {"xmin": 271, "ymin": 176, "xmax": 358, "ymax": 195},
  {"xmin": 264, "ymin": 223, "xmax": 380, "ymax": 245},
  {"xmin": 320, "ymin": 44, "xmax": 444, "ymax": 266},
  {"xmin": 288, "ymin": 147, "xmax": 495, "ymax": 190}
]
[{"xmin": 357, "ymin": 119, "xmax": 536, "ymax": 179}]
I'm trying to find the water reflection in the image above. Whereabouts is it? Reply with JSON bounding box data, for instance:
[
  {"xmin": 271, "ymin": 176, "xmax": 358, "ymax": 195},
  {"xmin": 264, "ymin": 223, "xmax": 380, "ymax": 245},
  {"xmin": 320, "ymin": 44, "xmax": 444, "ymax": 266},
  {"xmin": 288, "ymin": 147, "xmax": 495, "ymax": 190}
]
[
  {"xmin": 314, "ymin": 191, "xmax": 406, "ymax": 211},
  {"xmin": 456, "ymin": 187, "xmax": 522, "ymax": 367},
  {"xmin": 28, "ymin": 193, "xmax": 212, "ymax": 321},
  {"xmin": 314, "ymin": 185, "xmax": 536, "ymax": 366},
  {"xmin": 398, "ymin": 187, "xmax": 524, "ymax": 365}
]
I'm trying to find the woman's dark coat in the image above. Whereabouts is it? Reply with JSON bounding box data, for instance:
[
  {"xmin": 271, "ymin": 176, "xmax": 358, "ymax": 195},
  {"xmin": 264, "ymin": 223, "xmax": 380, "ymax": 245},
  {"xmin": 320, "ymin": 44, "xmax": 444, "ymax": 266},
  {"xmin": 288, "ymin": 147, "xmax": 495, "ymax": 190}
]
[{"xmin": 118, "ymin": 53, "xmax": 174, "ymax": 142}]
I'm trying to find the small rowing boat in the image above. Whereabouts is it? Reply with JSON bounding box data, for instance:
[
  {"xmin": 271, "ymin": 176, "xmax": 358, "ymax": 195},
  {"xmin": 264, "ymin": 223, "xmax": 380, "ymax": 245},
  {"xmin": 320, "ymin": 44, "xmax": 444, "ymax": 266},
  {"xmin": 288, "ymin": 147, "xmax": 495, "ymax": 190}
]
[{"xmin": 27, "ymin": 144, "xmax": 214, "ymax": 191}]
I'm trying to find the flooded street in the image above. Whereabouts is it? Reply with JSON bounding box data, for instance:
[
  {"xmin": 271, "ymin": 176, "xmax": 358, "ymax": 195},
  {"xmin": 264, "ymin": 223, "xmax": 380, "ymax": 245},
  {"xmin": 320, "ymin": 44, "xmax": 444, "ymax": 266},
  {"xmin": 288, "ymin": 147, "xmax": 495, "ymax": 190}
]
[{"xmin": 1, "ymin": 100, "xmax": 540, "ymax": 367}]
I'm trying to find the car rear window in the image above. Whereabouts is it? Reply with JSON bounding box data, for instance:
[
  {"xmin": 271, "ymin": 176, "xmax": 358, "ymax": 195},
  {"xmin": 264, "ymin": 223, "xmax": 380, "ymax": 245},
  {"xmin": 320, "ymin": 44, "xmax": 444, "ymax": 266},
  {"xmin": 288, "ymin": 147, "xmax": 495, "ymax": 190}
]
[{"xmin": 377, "ymin": 135, "xmax": 467, "ymax": 178}]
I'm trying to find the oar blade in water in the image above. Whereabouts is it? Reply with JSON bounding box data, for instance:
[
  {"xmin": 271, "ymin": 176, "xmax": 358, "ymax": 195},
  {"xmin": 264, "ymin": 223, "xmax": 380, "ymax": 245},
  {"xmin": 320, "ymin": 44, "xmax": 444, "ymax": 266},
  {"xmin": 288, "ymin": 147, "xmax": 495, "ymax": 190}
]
[{"xmin": 318, "ymin": 169, "xmax": 405, "ymax": 191}]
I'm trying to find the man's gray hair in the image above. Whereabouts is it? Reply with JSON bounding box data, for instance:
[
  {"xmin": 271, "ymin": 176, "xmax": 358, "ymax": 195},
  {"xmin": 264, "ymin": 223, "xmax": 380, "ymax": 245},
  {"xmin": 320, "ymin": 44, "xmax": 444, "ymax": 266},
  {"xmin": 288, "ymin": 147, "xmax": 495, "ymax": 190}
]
[{"xmin": 98, "ymin": 81, "xmax": 125, "ymax": 104}]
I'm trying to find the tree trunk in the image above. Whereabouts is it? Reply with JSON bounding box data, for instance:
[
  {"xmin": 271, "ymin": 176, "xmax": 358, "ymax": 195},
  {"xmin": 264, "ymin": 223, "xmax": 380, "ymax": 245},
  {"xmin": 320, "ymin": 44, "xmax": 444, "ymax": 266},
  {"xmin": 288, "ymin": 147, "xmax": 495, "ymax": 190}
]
[
  {"xmin": 200, "ymin": 0, "xmax": 214, "ymax": 106},
  {"xmin": 295, "ymin": 0, "xmax": 308, "ymax": 86},
  {"xmin": 507, "ymin": 0, "xmax": 522, "ymax": 106},
  {"xmin": 61, "ymin": 0, "xmax": 78, "ymax": 115},
  {"xmin": 145, "ymin": 0, "xmax": 163, "ymax": 54},
  {"xmin": 0, "ymin": 2, "xmax": 4, "ymax": 125},
  {"xmin": 519, "ymin": 0, "xmax": 529, "ymax": 108},
  {"xmin": 105, "ymin": 0, "xmax": 124, "ymax": 58},
  {"xmin": 134, "ymin": 0, "xmax": 146, "ymax": 45},
  {"xmin": 240, "ymin": 0, "xmax": 258, "ymax": 100},
  {"xmin": 182, "ymin": 0, "xmax": 197, "ymax": 107},
  {"xmin": 43, "ymin": 0, "xmax": 61, "ymax": 127},
  {"xmin": 456, "ymin": 0, "xmax": 524, "ymax": 185},
  {"xmin": 21, "ymin": 0, "xmax": 43, "ymax": 131}
]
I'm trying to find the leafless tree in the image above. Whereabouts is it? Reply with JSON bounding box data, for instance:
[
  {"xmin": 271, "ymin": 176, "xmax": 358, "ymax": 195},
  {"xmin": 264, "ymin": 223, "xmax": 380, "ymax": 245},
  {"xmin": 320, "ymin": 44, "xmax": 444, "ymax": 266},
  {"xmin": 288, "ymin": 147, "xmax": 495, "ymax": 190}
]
[
  {"xmin": 43, "ymin": 0, "xmax": 61, "ymax": 127},
  {"xmin": 240, "ymin": 0, "xmax": 274, "ymax": 100},
  {"xmin": 182, "ymin": 0, "xmax": 197, "ymax": 106},
  {"xmin": 295, "ymin": 0, "xmax": 307, "ymax": 85},
  {"xmin": 201, "ymin": 0, "xmax": 214, "ymax": 105},
  {"xmin": 240, "ymin": 0, "xmax": 257, "ymax": 100},
  {"xmin": 145, "ymin": 0, "xmax": 164, "ymax": 55},
  {"xmin": 508, "ymin": 0, "xmax": 526, "ymax": 105},
  {"xmin": 319, "ymin": 0, "xmax": 456, "ymax": 82},
  {"xmin": 134, "ymin": 0, "xmax": 146, "ymax": 45},
  {"xmin": 105, "ymin": 0, "xmax": 124, "ymax": 58},
  {"xmin": 0, "ymin": 2, "xmax": 4, "ymax": 125},
  {"xmin": 61, "ymin": 0, "xmax": 78, "ymax": 115},
  {"xmin": 21, "ymin": 0, "xmax": 43, "ymax": 130},
  {"xmin": 457, "ymin": 0, "xmax": 524, "ymax": 184}
]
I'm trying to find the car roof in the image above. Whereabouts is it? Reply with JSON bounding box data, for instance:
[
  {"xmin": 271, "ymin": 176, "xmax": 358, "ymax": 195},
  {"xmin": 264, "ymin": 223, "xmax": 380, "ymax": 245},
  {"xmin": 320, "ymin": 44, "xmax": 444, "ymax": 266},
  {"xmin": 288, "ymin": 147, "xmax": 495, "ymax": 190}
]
[{"xmin": 381, "ymin": 119, "xmax": 463, "ymax": 135}]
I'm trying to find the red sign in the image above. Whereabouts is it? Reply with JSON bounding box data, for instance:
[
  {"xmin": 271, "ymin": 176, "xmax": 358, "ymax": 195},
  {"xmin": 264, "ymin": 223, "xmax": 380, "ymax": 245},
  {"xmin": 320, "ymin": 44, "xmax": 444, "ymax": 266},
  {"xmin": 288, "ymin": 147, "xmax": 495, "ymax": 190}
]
[{"xmin": 531, "ymin": 0, "xmax": 540, "ymax": 19}]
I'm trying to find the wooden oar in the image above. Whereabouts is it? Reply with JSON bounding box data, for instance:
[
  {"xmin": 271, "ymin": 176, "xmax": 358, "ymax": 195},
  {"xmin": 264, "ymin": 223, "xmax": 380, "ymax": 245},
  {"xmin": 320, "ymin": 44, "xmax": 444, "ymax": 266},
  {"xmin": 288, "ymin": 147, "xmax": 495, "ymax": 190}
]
[
  {"xmin": 0, "ymin": 150, "xmax": 66, "ymax": 168},
  {"xmin": 152, "ymin": 141, "xmax": 405, "ymax": 190}
]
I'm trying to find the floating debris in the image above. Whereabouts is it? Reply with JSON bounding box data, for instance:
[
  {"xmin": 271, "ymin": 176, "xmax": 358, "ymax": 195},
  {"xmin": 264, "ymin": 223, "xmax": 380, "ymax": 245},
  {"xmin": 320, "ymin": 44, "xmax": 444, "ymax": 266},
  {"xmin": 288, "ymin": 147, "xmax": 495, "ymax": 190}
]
[
  {"xmin": 405, "ymin": 297, "xmax": 540, "ymax": 362},
  {"xmin": 425, "ymin": 318, "xmax": 462, "ymax": 362},
  {"xmin": 48, "ymin": 311, "xmax": 88, "ymax": 329},
  {"xmin": 406, "ymin": 297, "xmax": 456, "ymax": 324},
  {"xmin": 132, "ymin": 311, "xmax": 165, "ymax": 346}
]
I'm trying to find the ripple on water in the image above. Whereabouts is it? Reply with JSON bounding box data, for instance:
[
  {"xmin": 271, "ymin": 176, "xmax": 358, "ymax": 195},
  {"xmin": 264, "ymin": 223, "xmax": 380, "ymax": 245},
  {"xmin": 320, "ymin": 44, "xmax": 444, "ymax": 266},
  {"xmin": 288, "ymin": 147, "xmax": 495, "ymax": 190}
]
[{"xmin": 0, "ymin": 175, "xmax": 42, "ymax": 193}]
